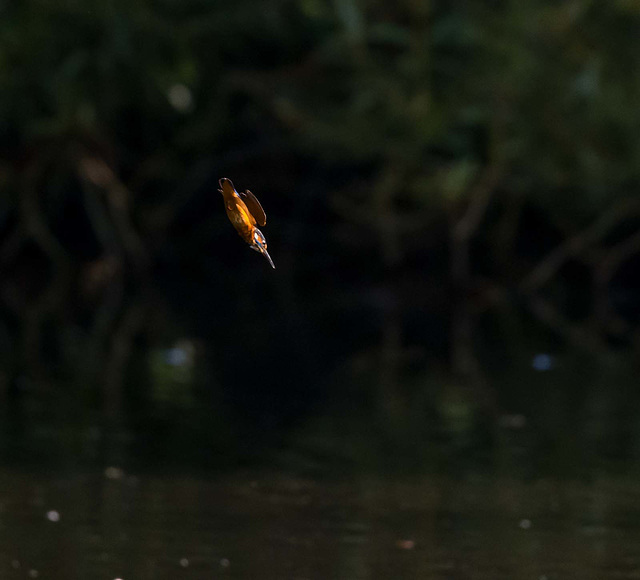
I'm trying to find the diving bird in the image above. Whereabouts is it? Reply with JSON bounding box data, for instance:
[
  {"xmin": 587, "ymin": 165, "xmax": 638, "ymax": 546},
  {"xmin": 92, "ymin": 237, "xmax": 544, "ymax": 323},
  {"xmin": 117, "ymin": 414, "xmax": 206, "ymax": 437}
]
[{"xmin": 218, "ymin": 177, "xmax": 275, "ymax": 269}]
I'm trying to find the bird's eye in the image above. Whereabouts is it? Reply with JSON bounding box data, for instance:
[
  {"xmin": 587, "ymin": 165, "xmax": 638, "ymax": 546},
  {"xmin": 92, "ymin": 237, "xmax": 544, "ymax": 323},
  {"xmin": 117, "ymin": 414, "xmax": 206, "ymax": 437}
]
[{"xmin": 254, "ymin": 231, "xmax": 266, "ymax": 247}]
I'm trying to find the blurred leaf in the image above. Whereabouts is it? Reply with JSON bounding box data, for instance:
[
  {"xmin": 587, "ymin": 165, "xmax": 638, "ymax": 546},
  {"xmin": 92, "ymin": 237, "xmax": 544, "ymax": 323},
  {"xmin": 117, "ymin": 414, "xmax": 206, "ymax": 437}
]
[
  {"xmin": 440, "ymin": 160, "xmax": 479, "ymax": 202},
  {"xmin": 333, "ymin": 0, "xmax": 365, "ymax": 45}
]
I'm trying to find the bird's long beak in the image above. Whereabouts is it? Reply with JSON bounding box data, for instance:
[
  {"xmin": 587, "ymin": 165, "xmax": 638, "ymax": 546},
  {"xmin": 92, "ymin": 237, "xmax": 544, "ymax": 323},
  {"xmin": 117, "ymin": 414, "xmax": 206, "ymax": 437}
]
[{"xmin": 260, "ymin": 247, "xmax": 276, "ymax": 269}]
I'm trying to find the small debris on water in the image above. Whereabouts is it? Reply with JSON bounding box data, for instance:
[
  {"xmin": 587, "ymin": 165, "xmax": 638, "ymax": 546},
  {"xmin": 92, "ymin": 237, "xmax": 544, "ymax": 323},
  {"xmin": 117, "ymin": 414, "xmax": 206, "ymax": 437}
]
[
  {"xmin": 167, "ymin": 84, "xmax": 193, "ymax": 113},
  {"xmin": 46, "ymin": 510, "xmax": 60, "ymax": 522},
  {"xmin": 519, "ymin": 518, "xmax": 532, "ymax": 529},
  {"xmin": 105, "ymin": 467, "xmax": 124, "ymax": 480},
  {"xmin": 180, "ymin": 558, "xmax": 189, "ymax": 567},
  {"xmin": 396, "ymin": 539, "xmax": 415, "ymax": 550},
  {"xmin": 499, "ymin": 414, "xmax": 527, "ymax": 429},
  {"xmin": 532, "ymin": 353, "xmax": 554, "ymax": 372},
  {"xmin": 220, "ymin": 558, "xmax": 230, "ymax": 568}
]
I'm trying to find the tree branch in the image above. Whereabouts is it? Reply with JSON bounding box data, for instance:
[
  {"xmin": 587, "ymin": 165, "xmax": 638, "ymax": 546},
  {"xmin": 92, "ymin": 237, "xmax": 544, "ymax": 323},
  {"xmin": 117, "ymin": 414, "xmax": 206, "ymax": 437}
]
[
  {"xmin": 78, "ymin": 156, "xmax": 151, "ymax": 279},
  {"xmin": 521, "ymin": 198, "xmax": 640, "ymax": 293}
]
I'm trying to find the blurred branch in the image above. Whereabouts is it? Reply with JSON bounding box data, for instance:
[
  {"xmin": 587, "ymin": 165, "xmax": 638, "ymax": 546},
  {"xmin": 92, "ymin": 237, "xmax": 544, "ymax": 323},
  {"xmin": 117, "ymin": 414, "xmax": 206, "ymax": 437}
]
[
  {"xmin": 373, "ymin": 163, "xmax": 406, "ymax": 267},
  {"xmin": 78, "ymin": 156, "xmax": 151, "ymax": 280},
  {"xmin": 104, "ymin": 298, "xmax": 147, "ymax": 428},
  {"xmin": 597, "ymin": 228, "xmax": 640, "ymax": 285},
  {"xmin": 19, "ymin": 158, "xmax": 73, "ymax": 373},
  {"xmin": 376, "ymin": 312, "xmax": 404, "ymax": 428},
  {"xmin": 521, "ymin": 197, "xmax": 640, "ymax": 293},
  {"xmin": 82, "ymin": 263, "xmax": 125, "ymax": 392},
  {"xmin": 81, "ymin": 181, "xmax": 124, "ymax": 259},
  {"xmin": 452, "ymin": 162, "xmax": 503, "ymax": 245},
  {"xmin": 449, "ymin": 162, "xmax": 503, "ymax": 380},
  {"xmin": 0, "ymin": 225, "xmax": 28, "ymax": 266},
  {"xmin": 493, "ymin": 192, "xmax": 525, "ymax": 271},
  {"xmin": 527, "ymin": 294, "xmax": 606, "ymax": 353},
  {"xmin": 592, "ymin": 228, "xmax": 640, "ymax": 332},
  {"xmin": 20, "ymin": 164, "xmax": 72, "ymax": 271}
]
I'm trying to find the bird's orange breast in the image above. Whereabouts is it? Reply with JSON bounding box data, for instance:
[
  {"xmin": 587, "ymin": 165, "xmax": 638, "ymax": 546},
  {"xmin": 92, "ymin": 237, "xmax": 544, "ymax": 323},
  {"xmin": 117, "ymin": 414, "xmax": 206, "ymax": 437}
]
[{"xmin": 225, "ymin": 199, "xmax": 256, "ymax": 244}]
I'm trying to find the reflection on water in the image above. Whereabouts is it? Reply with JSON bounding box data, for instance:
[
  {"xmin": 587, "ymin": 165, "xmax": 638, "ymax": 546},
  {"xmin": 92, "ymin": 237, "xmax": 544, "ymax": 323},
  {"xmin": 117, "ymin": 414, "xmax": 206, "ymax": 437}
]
[
  {"xmin": 2, "ymin": 348, "xmax": 640, "ymax": 579},
  {"xmin": 2, "ymin": 466, "xmax": 640, "ymax": 579}
]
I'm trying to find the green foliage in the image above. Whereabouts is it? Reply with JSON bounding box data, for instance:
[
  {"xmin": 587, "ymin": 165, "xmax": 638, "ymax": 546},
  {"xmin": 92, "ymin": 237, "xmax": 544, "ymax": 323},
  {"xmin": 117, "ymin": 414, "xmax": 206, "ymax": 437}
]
[
  {"xmin": 3, "ymin": 0, "xmax": 640, "ymax": 217},
  {"xmin": 243, "ymin": 1, "xmax": 640, "ymax": 219}
]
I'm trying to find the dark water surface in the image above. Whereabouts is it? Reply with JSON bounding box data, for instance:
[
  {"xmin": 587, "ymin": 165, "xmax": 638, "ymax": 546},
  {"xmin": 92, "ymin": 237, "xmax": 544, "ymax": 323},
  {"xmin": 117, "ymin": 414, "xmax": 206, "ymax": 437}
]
[
  {"xmin": 2, "ymin": 464, "xmax": 640, "ymax": 579},
  {"xmin": 2, "ymin": 344, "xmax": 640, "ymax": 579}
]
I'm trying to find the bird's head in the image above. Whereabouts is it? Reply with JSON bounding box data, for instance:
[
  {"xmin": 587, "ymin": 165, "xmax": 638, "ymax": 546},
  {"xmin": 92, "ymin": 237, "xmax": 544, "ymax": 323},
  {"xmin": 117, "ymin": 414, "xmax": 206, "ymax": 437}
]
[{"xmin": 250, "ymin": 228, "xmax": 275, "ymax": 269}]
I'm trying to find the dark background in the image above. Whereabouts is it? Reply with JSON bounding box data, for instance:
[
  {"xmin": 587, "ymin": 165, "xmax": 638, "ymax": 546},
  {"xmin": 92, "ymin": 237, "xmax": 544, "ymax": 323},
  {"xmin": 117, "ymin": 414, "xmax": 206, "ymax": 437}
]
[{"xmin": 2, "ymin": 0, "xmax": 640, "ymax": 474}]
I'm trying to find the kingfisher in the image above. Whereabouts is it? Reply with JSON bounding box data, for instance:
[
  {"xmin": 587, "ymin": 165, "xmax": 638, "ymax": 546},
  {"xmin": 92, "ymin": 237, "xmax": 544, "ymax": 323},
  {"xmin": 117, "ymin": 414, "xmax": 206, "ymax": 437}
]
[{"xmin": 218, "ymin": 177, "xmax": 275, "ymax": 269}]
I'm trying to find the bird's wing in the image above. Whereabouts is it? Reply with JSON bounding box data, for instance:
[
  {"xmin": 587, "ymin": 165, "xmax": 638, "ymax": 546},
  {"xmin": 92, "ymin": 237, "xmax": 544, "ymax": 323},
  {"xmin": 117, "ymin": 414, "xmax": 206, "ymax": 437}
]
[{"xmin": 240, "ymin": 190, "xmax": 267, "ymax": 226}]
